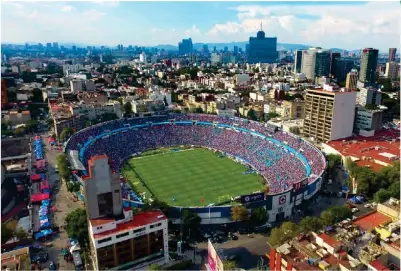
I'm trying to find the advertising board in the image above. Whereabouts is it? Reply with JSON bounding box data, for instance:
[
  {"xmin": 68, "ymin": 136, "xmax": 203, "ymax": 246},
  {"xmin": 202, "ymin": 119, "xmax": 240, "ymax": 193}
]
[
  {"xmin": 240, "ymin": 192, "xmax": 265, "ymax": 204},
  {"xmin": 208, "ymin": 240, "xmax": 224, "ymax": 271}
]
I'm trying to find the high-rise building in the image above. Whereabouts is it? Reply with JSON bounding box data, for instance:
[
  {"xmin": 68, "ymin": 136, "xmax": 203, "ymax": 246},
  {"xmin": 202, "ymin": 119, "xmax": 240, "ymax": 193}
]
[
  {"xmin": 211, "ymin": 53, "xmax": 222, "ymax": 65},
  {"xmin": 330, "ymin": 52, "xmax": 341, "ymax": 77},
  {"xmin": 52, "ymin": 42, "xmax": 59, "ymax": 50},
  {"xmin": 202, "ymin": 44, "xmax": 209, "ymax": 53},
  {"xmin": 294, "ymin": 50, "xmax": 303, "ymax": 74},
  {"xmin": 345, "ymin": 70, "xmax": 358, "ymax": 89},
  {"xmin": 233, "ymin": 46, "xmax": 238, "ymax": 55},
  {"xmin": 247, "ymin": 26, "xmax": 277, "ymax": 64},
  {"xmin": 359, "ymin": 48, "xmax": 379, "ymax": 83},
  {"xmin": 178, "ymin": 38, "xmax": 193, "ymax": 55},
  {"xmin": 388, "ymin": 48, "xmax": 397, "ymax": 62},
  {"xmin": 385, "ymin": 62, "xmax": 400, "ymax": 81},
  {"xmin": 46, "ymin": 43, "xmax": 52, "ymax": 49},
  {"xmin": 139, "ymin": 52, "xmax": 147, "ymax": 63},
  {"xmin": 213, "ymin": 46, "xmax": 217, "ymax": 53},
  {"xmin": 301, "ymin": 49, "xmax": 317, "ymax": 80},
  {"xmin": 315, "ymin": 49, "xmax": 331, "ymax": 78},
  {"xmin": 357, "ymin": 87, "xmax": 382, "ymax": 107},
  {"xmin": 303, "ymin": 86, "xmax": 357, "ymax": 142},
  {"xmin": 224, "ymin": 46, "xmax": 228, "ymax": 53},
  {"xmin": 333, "ymin": 58, "xmax": 354, "ymax": 82},
  {"xmin": 85, "ymin": 155, "xmax": 169, "ymax": 270}
]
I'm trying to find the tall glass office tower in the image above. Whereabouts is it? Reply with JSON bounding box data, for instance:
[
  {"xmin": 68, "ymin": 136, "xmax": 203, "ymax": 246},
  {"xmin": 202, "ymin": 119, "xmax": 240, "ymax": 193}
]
[{"xmin": 248, "ymin": 26, "xmax": 277, "ymax": 64}]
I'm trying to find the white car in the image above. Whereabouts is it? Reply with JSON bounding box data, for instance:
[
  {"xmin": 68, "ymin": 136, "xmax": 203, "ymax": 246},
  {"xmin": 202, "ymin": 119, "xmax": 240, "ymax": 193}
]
[
  {"xmin": 364, "ymin": 204, "xmax": 372, "ymax": 208},
  {"xmin": 352, "ymin": 208, "xmax": 359, "ymax": 213}
]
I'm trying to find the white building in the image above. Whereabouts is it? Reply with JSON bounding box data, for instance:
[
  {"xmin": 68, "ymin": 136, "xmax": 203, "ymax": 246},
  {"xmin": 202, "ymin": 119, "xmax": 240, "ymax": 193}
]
[
  {"xmin": 357, "ymin": 87, "xmax": 382, "ymax": 107},
  {"xmin": 139, "ymin": 52, "xmax": 147, "ymax": 63},
  {"xmin": 63, "ymin": 64, "xmax": 84, "ymax": 74},
  {"xmin": 211, "ymin": 53, "xmax": 222, "ymax": 65},
  {"xmin": 301, "ymin": 49, "xmax": 317, "ymax": 80},
  {"xmin": 70, "ymin": 79, "xmax": 83, "ymax": 93},
  {"xmin": 385, "ymin": 62, "xmax": 400, "ymax": 81}
]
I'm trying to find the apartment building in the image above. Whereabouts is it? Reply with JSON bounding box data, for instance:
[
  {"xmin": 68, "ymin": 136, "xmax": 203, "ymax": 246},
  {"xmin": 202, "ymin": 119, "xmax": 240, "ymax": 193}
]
[
  {"xmin": 281, "ymin": 99, "xmax": 305, "ymax": 119},
  {"xmin": 84, "ymin": 155, "xmax": 169, "ymax": 270},
  {"xmin": 385, "ymin": 62, "xmax": 400, "ymax": 81},
  {"xmin": 354, "ymin": 106, "xmax": 383, "ymax": 133},
  {"xmin": 345, "ymin": 71, "xmax": 358, "ymax": 90},
  {"xmin": 357, "ymin": 87, "xmax": 382, "ymax": 107},
  {"xmin": 303, "ymin": 86, "xmax": 357, "ymax": 142}
]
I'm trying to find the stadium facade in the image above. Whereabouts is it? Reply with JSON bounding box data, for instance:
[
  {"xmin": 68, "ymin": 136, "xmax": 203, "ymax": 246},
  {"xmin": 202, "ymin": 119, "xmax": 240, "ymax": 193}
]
[{"xmin": 66, "ymin": 114, "xmax": 326, "ymax": 224}]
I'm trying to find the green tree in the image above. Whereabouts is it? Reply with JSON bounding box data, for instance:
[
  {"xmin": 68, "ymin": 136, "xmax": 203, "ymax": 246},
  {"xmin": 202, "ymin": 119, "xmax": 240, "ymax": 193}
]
[
  {"xmin": 181, "ymin": 210, "xmax": 201, "ymax": 239},
  {"xmin": 25, "ymin": 120, "xmax": 39, "ymax": 133},
  {"xmin": 14, "ymin": 227, "xmax": 27, "ymax": 240},
  {"xmin": 320, "ymin": 210, "xmax": 336, "ymax": 225},
  {"xmin": 148, "ymin": 264, "xmax": 161, "ymax": 270},
  {"xmin": 247, "ymin": 109, "xmax": 257, "ymax": 121},
  {"xmin": 289, "ymin": 126, "xmax": 301, "ymax": 135},
  {"xmin": 268, "ymin": 222, "xmax": 299, "ymax": 246},
  {"xmin": 300, "ymin": 217, "xmax": 323, "ymax": 233},
  {"xmin": 231, "ymin": 205, "xmax": 249, "ymax": 221},
  {"xmin": 59, "ymin": 127, "xmax": 74, "ymax": 142},
  {"xmin": 1, "ymin": 223, "xmax": 14, "ymax": 244},
  {"xmin": 374, "ymin": 189, "xmax": 392, "ymax": 203},
  {"xmin": 100, "ymin": 113, "xmax": 118, "ymax": 122},
  {"xmin": 57, "ymin": 153, "xmax": 71, "ymax": 179},
  {"xmin": 14, "ymin": 127, "xmax": 26, "ymax": 136},
  {"xmin": 124, "ymin": 102, "xmax": 132, "ymax": 114},
  {"xmin": 223, "ymin": 260, "xmax": 237, "ymax": 270},
  {"xmin": 388, "ymin": 182, "xmax": 400, "ymax": 199},
  {"xmin": 327, "ymin": 154, "xmax": 342, "ymax": 173},
  {"xmin": 65, "ymin": 208, "xmax": 89, "ymax": 245},
  {"xmin": 250, "ymin": 207, "xmax": 268, "ymax": 225},
  {"xmin": 31, "ymin": 88, "xmax": 43, "ymax": 102}
]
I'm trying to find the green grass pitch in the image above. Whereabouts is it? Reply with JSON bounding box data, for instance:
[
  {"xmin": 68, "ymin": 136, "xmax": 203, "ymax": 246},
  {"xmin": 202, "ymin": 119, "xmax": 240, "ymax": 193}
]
[{"xmin": 122, "ymin": 148, "xmax": 265, "ymax": 207}]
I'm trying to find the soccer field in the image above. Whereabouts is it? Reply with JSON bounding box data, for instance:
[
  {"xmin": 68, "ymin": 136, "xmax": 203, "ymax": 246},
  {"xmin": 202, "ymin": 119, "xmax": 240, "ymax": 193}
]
[{"xmin": 122, "ymin": 148, "xmax": 265, "ymax": 207}]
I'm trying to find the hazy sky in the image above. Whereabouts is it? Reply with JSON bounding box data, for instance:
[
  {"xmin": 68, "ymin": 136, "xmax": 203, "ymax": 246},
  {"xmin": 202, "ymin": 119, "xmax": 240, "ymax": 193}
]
[{"xmin": 1, "ymin": 1, "xmax": 399, "ymax": 51}]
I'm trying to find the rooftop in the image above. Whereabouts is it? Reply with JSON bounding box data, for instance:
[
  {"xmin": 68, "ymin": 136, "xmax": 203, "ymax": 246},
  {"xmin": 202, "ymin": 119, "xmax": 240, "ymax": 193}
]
[
  {"xmin": 91, "ymin": 210, "xmax": 166, "ymax": 239},
  {"xmin": 317, "ymin": 233, "xmax": 341, "ymax": 247},
  {"xmin": 327, "ymin": 129, "xmax": 400, "ymax": 170},
  {"xmin": 353, "ymin": 211, "xmax": 392, "ymax": 232}
]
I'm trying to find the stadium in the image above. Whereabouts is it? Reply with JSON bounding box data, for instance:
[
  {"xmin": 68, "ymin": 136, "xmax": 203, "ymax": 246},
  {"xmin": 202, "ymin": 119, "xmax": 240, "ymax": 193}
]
[{"xmin": 65, "ymin": 114, "xmax": 326, "ymax": 224}]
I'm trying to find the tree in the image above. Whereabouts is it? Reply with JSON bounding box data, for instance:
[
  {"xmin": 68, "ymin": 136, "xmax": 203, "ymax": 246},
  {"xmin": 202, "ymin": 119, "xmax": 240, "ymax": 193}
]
[
  {"xmin": 148, "ymin": 264, "xmax": 161, "ymax": 270},
  {"xmin": 327, "ymin": 154, "xmax": 342, "ymax": 174},
  {"xmin": 268, "ymin": 222, "xmax": 299, "ymax": 247},
  {"xmin": 289, "ymin": 126, "xmax": 301, "ymax": 135},
  {"xmin": 321, "ymin": 206, "xmax": 352, "ymax": 225},
  {"xmin": 320, "ymin": 210, "xmax": 336, "ymax": 225},
  {"xmin": 65, "ymin": 208, "xmax": 89, "ymax": 245},
  {"xmin": 247, "ymin": 109, "xmax": 257, "ymax": 121},
  {"xmin": 222, "ymin": 260, "xmax": 237, "ymax": 270},
  {"xmin": 250, "ymin": 207, "xmax": 268, "ymax": 225},
  {"xmin": 181, "ymin": 210, "xmax": 201, "ymax": 239},
  {"xmin": 31, "ymin": 88, "xmax": 43, "ymax": 102},
  {"xmin": 300, "ymin": 217, "xmax": 323, "ymax": 233},
  {"xmin": 231, "ymin": 205, "xmax": 249, "ymax": 221},
  {"xmin": 365, "ymin": 104, "xmax": 379, "ymax": 110},
  {"xmin": 14, "ymin": 127, "xmax": 26, "ymax": 136},
  {"xmin": 124, "ymin": 102, "xmax": 132, "ymax": 114},
  {"xmin": 14, "ymin": 227, "xmax": 27, "ymax": 240},
  {"xmin": 100, "ymin": 113, "xmax": 118, "ymax": 122},
  {"xmin": 374, "ymin": 189, "xmax": 392, "ymax": 203},
  {"xmin": 25, "ymin": 120, "xmax": 39, "ymax": 133},
  {"xmin": 1, "ymin": 223, "xmax": 13, "ymax": 244},
  {"xmin": 388, "ymin": 182, "xmax": 400, "ymax": 199},
  {"xmin": 57, "ymin": 153, "xmax": 71, "ymax": 179},
  {"xmin": 59, "ymin": 128, "xmax": 74, "ymax": 142}
]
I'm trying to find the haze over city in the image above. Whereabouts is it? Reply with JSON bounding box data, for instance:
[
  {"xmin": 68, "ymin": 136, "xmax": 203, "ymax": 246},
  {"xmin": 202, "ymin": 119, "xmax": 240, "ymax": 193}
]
[{"xmin": 2, "ymin": 1, "xmax": 400, "ymax": 51}]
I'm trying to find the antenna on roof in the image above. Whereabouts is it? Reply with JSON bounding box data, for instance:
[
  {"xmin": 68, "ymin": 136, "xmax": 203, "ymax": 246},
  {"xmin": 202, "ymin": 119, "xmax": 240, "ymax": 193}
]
[{"xmin": 260, "ymin": 21, "xmax": 263, "ymax": 31}]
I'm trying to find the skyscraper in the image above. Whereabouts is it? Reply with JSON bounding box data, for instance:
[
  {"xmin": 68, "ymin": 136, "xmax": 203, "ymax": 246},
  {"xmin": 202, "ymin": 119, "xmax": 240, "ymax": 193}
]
[
  {"xmin": 294, "ymin": 50, "xmax": 304, "ymax": 74},
  {"xmin": 247, "ymin": 24, "xmax": 277, "ymax": 64},
  {"xmin": 315, "ymin": 49, "xmax": 331, "ymax": 77},
  {"xmin": 301, "ymin": 49, "xmax": 317, "ymax": 80},
  {"xmin": 233, "ymin": 46, "xmax": 238, "ymax": 55},
  {"xmin": 389, "ymin": 48, "xmax": 397, "ymax": 62},
  {"xmin": 359, "ymin": 48, "xmax": 379, "ymax": 83},
  {"xmin": 385, "ymin": 62, "xmax": 400, "ymax": 81},
  {"xmin": 330, "ymin": 52, "xmax": 341, "ymax": 77},
  {"xmin": 52, "ymin": 42, "xmax": 59, "ymax": 50},
  {"xmin": 334, "ymin": 58, "xmax": 354, "ymax": 82},
  {"xmin": 202, "ymin": 44, "xmax": 209, "ymax": 53},
  {"xmin": 345, "ymin": 70, "xmax": 358, "ymax": 89},
  {"xmin": 178, "ymin": 38, "xmax": 193, "ymax": 55}
]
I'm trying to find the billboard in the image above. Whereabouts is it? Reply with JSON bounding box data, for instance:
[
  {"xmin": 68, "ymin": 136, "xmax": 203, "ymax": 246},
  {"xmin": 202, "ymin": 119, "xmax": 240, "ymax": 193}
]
[
  {"xmin": 272, "ymin": 192, "xmax": 290, "ymax": 209},
  {"xmin": 241, "ymin": 192, "xmax": 265, "ymax": 204},
  {"xmin": 292, "ymin": 178, "xmax": 308, "ymax": 191},
  {"xmin": 208, "ymin": 240, "xmax": 224, "ymax": 271}
]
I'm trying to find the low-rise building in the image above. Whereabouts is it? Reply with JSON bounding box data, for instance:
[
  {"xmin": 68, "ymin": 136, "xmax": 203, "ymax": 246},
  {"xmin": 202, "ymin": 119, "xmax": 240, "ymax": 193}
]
[
  {"xmin": 2, "ymin": 110, "xmax": 31, "ymax": 125},
  {"xmin": 281, "ymin": 99, "xmax": 305, "ymax": 119},
  {"xmin": 354, "ymin": 106, "xmax": 383, "ymax": 134}
]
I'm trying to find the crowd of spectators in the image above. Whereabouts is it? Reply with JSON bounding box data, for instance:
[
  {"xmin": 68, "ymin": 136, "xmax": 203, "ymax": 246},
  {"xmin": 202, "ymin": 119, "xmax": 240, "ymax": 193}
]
[{"xmin": 66, "ymin": 114, "xmax": 326, "ymax": 195}]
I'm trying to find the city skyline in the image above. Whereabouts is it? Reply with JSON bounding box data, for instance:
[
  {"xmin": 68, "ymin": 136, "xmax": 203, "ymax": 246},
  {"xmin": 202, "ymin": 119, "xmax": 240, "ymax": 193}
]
[{"xmin": 1, "ymin": 1, "xmax": 399, "ymax": 51}]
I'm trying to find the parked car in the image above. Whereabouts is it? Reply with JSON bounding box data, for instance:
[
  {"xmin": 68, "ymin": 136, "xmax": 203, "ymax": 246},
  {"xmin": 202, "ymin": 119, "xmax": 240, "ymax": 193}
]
[
  {"xmin": 31, "ymin": 252, "xmax": 48, "ymax": 263},
  {"xmin": 352, "ymin": 208, "xmax": 359, "ymax": 213}
]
